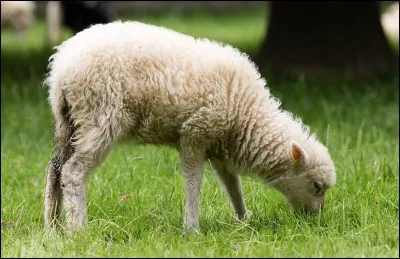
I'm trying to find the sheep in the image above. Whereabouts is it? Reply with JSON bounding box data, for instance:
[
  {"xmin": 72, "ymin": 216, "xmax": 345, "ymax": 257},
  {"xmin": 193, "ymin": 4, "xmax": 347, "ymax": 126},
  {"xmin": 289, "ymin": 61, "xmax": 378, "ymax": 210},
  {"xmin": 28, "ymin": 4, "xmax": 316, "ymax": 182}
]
[
  {"xmin": 1, "ymin": 1, "xmax": 35, "ymax": 37},
  {"xmin": 43, "ymin": 21, "xmax": 336, "ymax": 233}
]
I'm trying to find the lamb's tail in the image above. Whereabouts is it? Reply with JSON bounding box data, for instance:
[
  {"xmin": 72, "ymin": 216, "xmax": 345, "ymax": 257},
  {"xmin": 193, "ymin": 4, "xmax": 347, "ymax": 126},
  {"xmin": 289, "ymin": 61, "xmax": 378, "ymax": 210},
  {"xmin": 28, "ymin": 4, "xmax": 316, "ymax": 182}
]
[{"xmin": 45, "ymin": 75, "xmax": 75, "ymax": 166}]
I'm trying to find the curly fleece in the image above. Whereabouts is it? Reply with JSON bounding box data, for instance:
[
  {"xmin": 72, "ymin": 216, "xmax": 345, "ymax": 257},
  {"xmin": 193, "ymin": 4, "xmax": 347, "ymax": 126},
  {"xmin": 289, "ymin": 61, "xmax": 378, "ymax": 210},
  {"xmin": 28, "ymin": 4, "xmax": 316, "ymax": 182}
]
[{"xmin": 44, "ymin": 21, "xmax": 336, "ymax": 232}]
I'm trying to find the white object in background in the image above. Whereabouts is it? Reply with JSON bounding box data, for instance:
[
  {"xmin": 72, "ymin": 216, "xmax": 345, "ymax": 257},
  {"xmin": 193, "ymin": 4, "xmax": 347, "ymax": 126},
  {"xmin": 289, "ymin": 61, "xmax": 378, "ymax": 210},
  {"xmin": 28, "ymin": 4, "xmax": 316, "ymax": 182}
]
[
  {"xmin": 381, "ymin": 3, "xmax": 399, "ymax": 40},
  {"xmin": 1, "ymin": 1, "xmax": 35, "ymax": 37},
  {"xmin": 46, "ymin": 1, "xmax": 62, "ymax": 45}
]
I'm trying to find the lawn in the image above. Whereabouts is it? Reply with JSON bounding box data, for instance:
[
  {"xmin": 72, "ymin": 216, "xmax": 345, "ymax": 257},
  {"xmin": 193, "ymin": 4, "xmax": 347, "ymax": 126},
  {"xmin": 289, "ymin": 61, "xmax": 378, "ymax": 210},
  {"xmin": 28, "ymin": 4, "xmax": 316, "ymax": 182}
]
[{"xmin": 1, "ymin": 10, "xmax": 399, "ymax": 258}]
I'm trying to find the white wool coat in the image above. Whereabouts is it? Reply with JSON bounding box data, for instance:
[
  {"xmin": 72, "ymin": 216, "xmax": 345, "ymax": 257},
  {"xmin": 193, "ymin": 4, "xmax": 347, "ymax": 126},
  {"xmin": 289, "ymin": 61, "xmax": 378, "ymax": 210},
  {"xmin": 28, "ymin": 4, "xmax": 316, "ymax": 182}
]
[
  {"xmin": 44, "ymin": 22, "xmax": 336, "ymax": 232},
  {"xmin": 46, "ymin": 21, "xmax": 334, "ymax": 182}
]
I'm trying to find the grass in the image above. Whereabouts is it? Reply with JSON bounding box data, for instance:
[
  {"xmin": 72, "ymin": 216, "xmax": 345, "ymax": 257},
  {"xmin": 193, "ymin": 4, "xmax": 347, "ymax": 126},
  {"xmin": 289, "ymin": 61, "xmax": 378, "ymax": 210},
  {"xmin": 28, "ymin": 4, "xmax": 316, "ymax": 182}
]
[{"xmin": 1, "ymin": 10, "xmax": 399, "ymax": 258}]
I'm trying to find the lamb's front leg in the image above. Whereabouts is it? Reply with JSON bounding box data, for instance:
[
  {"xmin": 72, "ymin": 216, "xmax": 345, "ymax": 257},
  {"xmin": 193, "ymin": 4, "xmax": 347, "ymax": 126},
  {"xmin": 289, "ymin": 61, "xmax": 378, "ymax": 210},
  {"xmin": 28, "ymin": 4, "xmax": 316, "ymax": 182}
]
[
  {"xmin": 211, "ymin": 160, "xmax": 247, "ymax": 220},
  {"xmin": 180, "ymin": 144, "xmax": 205, "ymax": 231}
]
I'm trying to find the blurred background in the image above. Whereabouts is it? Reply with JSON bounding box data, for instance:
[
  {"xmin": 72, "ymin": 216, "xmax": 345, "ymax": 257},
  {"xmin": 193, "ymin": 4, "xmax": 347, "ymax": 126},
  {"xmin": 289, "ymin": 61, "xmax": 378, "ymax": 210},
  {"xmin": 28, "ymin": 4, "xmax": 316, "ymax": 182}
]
[
  {"xmin": 1, "ymin": 3, "xmax": 399, "ymax": 257},
  {"xmin": 1, "ymin": 1, "xmax": 399, "ymax": 80}
]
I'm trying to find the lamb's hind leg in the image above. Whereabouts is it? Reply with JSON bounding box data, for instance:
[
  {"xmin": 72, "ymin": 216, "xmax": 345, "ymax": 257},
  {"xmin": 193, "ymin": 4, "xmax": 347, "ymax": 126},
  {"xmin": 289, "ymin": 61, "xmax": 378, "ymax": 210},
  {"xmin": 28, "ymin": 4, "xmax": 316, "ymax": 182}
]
[
  {"xmin": 61, "ymin": 127, "xmax": 113, "ymax": 233},
  {"xmin": 44, "ymin": 155, "xmax": 63, "ymax": 229},
  {"xmin": 180, "ymin": 139, "xmax": 206, "ymax": 231},
  {"xmin": 44, "ymin": 137, "xmax": 74, "ymax": 229},
  {"xmin": 211, "ymin": 160, "xmax": 247, "ymax": 220}
]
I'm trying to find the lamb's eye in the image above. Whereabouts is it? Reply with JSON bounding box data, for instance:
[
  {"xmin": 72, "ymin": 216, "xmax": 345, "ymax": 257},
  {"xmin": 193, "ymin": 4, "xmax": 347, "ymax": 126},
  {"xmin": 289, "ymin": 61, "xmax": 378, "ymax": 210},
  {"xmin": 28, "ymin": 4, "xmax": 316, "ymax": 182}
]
[{"xmin": 313, "ymin": 182, "xmax": 323, "ymax": 194}]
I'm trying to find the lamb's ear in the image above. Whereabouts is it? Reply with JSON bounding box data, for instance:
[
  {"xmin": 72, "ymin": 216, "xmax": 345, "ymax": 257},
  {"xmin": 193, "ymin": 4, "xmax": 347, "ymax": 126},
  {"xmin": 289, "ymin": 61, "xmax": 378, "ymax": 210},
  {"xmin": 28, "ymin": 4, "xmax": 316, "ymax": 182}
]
[{"xmin": 290, "ymin": 141, "xmax": 309, "ymax": 166}]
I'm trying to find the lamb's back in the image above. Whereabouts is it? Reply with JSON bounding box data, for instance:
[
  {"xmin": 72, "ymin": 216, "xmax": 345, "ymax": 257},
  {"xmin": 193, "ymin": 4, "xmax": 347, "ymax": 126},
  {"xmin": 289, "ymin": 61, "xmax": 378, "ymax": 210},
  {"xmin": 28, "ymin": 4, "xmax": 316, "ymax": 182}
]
[
  {"xmin": 50, "ymin": 21, "xmax": 245, "ymax": 106},
  {"xmin": 47, "ymin": 21, "xmax": 270, "ymax": 146}
]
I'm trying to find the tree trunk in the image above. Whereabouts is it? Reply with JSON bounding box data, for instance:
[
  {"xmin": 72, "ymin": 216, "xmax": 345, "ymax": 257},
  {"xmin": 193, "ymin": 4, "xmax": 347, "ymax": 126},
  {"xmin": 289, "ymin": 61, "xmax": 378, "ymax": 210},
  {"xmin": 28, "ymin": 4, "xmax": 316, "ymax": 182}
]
[
  {"xmin": 61, "ymin": 1, "xmax": 114, "ymax": 33},
  {"xmin": 257, "ymin": 1, "xmax": 398, "ymax": 77}
]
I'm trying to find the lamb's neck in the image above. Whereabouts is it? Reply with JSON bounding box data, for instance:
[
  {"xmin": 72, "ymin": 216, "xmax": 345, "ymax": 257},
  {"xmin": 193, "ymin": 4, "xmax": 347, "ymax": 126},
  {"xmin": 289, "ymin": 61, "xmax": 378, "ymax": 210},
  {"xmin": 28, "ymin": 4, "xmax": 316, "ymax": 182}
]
[{"xmin": 228, "ymin": 101, "xmax": 293, "ymax": 182}]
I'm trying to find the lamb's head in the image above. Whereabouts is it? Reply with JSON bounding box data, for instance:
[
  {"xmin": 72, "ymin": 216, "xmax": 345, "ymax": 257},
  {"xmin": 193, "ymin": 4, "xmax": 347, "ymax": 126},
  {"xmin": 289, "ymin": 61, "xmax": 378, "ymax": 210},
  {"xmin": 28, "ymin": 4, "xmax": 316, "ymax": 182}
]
[{"xmin": 271, "ymin": 140, "xmax": 336, "ymax": 215}]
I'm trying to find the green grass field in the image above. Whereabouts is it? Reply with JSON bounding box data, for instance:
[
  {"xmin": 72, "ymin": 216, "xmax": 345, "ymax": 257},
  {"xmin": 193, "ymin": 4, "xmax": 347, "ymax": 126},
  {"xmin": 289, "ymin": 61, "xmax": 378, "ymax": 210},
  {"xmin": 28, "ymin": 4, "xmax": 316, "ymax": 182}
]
[{"xmin": 1, "ymin": 10, "xmax": 399, "ymax": 257}]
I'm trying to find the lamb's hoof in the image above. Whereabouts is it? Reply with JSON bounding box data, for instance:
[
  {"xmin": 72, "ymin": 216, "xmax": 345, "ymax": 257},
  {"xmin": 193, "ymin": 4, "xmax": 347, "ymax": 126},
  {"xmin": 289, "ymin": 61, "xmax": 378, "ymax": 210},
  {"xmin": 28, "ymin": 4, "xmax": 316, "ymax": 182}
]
[
  {"xmin": 44, "ymin": 224, "xmax": 57, "ymax": 234},
  {"xmin": 44, "ymin": 218, "xmax": 62, "ymax": 231},
  {"xmin": 181, "ymin": 226, "xmax": 202, "ymax": 237},
  {"xmin": 236, "ymin": 210, "xmax": 251, "ymax": 223},
  {"xmin": 66, "ymin": 222, "xmax": 86, "ymax": 236}
]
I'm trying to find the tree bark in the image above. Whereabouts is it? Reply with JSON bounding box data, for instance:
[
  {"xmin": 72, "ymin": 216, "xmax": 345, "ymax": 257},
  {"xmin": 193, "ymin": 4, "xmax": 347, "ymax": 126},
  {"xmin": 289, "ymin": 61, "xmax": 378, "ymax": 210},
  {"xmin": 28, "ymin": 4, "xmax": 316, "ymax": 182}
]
[{"xmin": 257, "ymin": 1, "xmax": 398, "ymax": 77}]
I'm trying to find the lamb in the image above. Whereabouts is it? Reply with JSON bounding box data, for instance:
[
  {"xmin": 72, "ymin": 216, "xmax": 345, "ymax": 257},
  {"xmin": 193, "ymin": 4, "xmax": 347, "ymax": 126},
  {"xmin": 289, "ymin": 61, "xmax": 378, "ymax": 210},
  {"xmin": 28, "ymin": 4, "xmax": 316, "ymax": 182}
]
[{"xmin": 43, "ymin": 21, "xmax": 337, "ymax": 233}]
